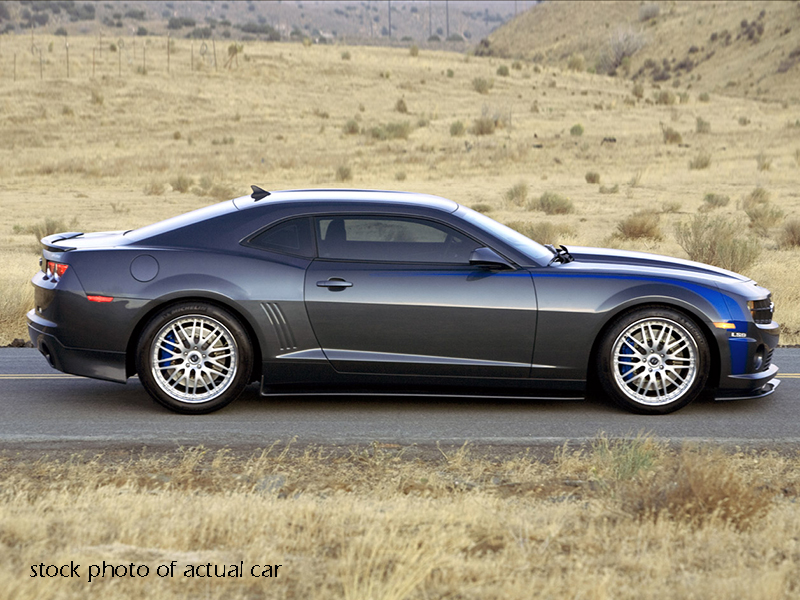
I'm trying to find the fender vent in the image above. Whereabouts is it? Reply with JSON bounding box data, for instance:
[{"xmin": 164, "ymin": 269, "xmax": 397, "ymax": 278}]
[{"xmin": 261, "ymin": 303, "xmax": 297, "ymax": 351}]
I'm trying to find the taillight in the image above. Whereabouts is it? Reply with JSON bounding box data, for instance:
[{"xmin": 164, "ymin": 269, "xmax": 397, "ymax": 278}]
[{"xmin": 44, "ymin": 261, "xmax": 68, "ymax": 281}]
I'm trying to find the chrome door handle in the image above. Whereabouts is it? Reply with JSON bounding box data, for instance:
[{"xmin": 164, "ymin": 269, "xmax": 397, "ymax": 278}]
[{"xmin": 316, "ymin": 279, "xmax": 353, "ymax": 288}]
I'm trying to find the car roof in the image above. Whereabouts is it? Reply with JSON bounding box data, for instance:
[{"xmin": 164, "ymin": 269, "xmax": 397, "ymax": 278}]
[{"xmin": 231, "ymin": 188, "xmax": 460, "ymax": 213}]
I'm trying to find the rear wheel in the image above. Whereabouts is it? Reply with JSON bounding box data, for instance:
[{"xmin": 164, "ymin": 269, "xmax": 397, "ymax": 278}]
[
  {"xmin": 596, "ymin": 307, "xmax": 710, "ymax": 414},
  {"xmin": 136, "ymin": 302, "xmax": 253, "ymax": 414}
]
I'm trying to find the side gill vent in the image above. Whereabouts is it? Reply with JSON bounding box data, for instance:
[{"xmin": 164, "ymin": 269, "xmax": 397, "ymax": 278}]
[{"xmin": 261, "ymin": 302, "xmax": 297, "ymax": 352}]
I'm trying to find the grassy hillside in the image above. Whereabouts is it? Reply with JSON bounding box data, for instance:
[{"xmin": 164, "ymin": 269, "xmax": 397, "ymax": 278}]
[
  {"xmin": 0, "ymin": 33, "xmax": 798, "ymax": 345},
  {"xmin": 0, "ymin": 0, "xmax": 517, "ymax": 46},
  {"xmin": 485, "ymin": 1, "xmax": 800, "ymax": 103}
]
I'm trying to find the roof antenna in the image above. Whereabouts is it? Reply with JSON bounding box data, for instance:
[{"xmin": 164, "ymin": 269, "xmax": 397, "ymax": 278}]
[{"xmin": 251, "ymin": 185, "xmax": 270, "ymax": 201}]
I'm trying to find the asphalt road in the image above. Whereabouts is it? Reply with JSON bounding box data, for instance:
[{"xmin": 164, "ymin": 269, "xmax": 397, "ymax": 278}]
[{"xmin": 1, "ymin": 348, "xmax": 798, "ymax": 449}]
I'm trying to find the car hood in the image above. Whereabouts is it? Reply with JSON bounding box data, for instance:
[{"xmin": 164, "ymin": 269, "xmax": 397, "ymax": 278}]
[{"xmin": 564, "ymin": 246, "xmax": 751, "ymax": 284}]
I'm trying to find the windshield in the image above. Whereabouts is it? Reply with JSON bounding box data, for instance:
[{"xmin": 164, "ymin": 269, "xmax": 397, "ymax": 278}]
[{"xmin": 456, "ymin": 206, "xmax": 553, "ymax": 264}]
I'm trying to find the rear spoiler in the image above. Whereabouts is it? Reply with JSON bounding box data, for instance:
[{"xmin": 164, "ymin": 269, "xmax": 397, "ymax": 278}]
[{"xmin": 40, "ymin": 232, "xmax": 83, "ymax": 252}]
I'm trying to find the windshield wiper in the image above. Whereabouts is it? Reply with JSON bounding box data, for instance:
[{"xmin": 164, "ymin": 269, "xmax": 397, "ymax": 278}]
[{"xmin": 545, "ymin": 244, "xmax": 574, "ymax": 265}]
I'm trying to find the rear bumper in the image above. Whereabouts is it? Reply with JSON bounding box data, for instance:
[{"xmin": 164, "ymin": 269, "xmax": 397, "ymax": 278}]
[{"xmin": 27, "ymin": 309, "xmax": 127, "ymax": 383}]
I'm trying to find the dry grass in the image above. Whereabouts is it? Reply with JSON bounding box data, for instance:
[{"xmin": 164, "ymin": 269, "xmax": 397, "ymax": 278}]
[
  {"xmin": 2, "ymin": 439, "xmax": 800, "ymax": 600},
  {"xmin": 0, "ymin": 35, "xmax": 798, "ymax": 343},
  {"xmin": 616, "ymin": 211, "xmax": 662, "ymax": 240},
  {"xmin": 675, "ymin": 214, "xmax": 761, "ymax": 273},
  {"xmin": 503, "ymin": 182, "xmax": 528, "ymax": 207},
  {"xmin": 529, "ymin": 192, "xmax": 573, "ymax": 215},
  {"xmin": 505, "ymin": 220, "xmax": 576, "ymax": 244},
  {"xmin": 782, "ymin": 220, "xmax": 800, "ymax": 249}
]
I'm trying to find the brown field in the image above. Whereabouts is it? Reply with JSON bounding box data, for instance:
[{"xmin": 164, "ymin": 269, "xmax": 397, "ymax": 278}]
[
  {"xmin": 1, "ymin": 438, "xmax": 800, "ymax": 600},
  {"xmin": 0, "ymin": 32, "xmax": 798, "ymax": 347}
]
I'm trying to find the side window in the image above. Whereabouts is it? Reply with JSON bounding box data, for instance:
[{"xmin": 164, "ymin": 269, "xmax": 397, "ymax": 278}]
[
  {"xmin": 315, "ymin": 216, "xmax": 477, "ymax": 263},
  {"xmin": 247, "ymin": 217, "xmax": 315, "ymax": 258}
]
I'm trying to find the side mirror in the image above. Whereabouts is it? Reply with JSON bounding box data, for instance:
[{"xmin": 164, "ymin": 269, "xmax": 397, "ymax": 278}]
[{"xmin": 469, "ymin": 247, "xmax": 514, "ymax": 270}]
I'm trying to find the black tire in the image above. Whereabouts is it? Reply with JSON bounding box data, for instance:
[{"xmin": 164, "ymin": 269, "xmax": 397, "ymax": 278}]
[
  {"xmin": 136, "ymin": 302, "xmax": 253, "ymax": 414},
  {"xmin": 596, "ymin": 307, "xmax": 710, "ymax": 414}
]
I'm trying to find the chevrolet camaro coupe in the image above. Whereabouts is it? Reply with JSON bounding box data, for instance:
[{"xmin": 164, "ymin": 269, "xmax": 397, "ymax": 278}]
[{"xmin": 27, "ymin": 187, "xmax": 780, "ymax": 414}]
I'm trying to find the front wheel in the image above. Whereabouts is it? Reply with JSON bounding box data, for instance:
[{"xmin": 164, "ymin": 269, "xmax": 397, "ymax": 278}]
[
  {"xmin": 596, "ymin": 307, "xmax": 710, "ymax": 414},
  {"xmin": 136, "ymin": 302, "xmax": 253, "ymax": 414}
]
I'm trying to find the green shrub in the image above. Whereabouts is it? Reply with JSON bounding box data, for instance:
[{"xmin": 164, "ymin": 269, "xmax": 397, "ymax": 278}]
[
  {"xmin": 585, "ymin": 171, "xmax": 601, "ymax": 184},
  {"xmin": 632, "ymin": 83, "xmax": 644, "ymax": 99},
  {"xmin": 341, "ymin": 50, "xmax": 351, "ymax": 60},
  {"xmin": 661, "ymin": 201, "xmax": 682, "ymax": 213},
  {"xmin": 472, "ymin": 77, "xmax": 493, "ymax": 94},
  {"xmin": 701, "ymin": 193, "xmax": 729, "ymax": 210},
  {"xmin": 567, "ymin": 54, "xmax": 585, "ymax": 72},
  {"xmin": 663, "ymin": 127, "xmax": 682, "ymax": 144},
  {"xmin": 170, "ymin": 175, "xmax": 194, "ymax": 193},
  {"xmin": 395, "ymin": 98, "xmax": 408, "ymax": 114},
  {"xmin": 689, "ymin": 151, "xmax": 711, "ymax": 169},
  {"xmin": 144, "ymin": 180, "xmax": 164, "ymax": 196},
  {"xmin": 675, "ymin": 215, "xmax": 761, "ymax": 272},
  {"xmin": 470, "ymin": 203, "xmax": 492, "ymax": 213},
  {"xmin": 335, "ymin": 165, "xmax": 352, "ymax": 182},
  {"xmin": 496, "ymin": 65, "xmax": 510, "ymax": 77},
  {"xmin": 655, "ymin": 90, "xmax": 676, "ymax": 105},
  {"xmin": 512, "ymin": 60, "xmax": 523, "ymax": 70},
  {"xmin": 781, "ymin": 220, "xmax": 800, "ymax": 248},
  {"xmin": 699, "ymin": 92, "xmax": 710, "ymax": 102},
  {"xmin": 504, "ymin": 182, "xmax": 528, "ymax": 207},
  {"xmin": 570, "ymin": 123, "xmax": 584, "ymax": 137},
  {"xmin": 696, "ymin": 117, "xmax": 711, "ymax": 133},
  {"xmin": 599, "ymin": 184, "xmax": 620, "ymax": 194},
  {"xmin": 743, "ymin": 187, "xmax": 770, "ymax": 207},
  {"xmin": 738, "ymin": 116, "xmax": 751, "ymax": 126},
  {"xmin": 745, "ymin": 203, "xmax": 784, "ymax": 236},
  {"xmin": 470, "ymin": 117, "xmax": 495, "ymax": 136},
  {"xmin": 343, "ymin": 119, "xmax": 360, "ymax": 135},
  {"xmin": 369, "ymin": 121, "xmax": 411, "ymax": 140},
  {"xmin": 446, "ymin": 68, "xmax": 454, "ymax": 78},
  {"xmin": 409, "ymin": 44, "xmax": 419, "ymax": 57},
  {"xmin": 449, "ymin": 120, "xmax": 465, "ymax": 136},
  {"xmin": 617, "ymin": 211, "xmax": 662, "ymax": 240},
  {"xmin": 26, "ymin": 217, "xmax": 79, "ymax": 242},
  {"xmin": 395, "ymin": 171, "xmax": 406, "ymax": 181},
  {"xmin": 530, "ymin": 192, "xmax": 573, "ymax": 215}
]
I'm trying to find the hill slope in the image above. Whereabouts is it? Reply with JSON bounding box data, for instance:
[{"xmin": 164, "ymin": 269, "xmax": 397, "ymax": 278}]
[{"xmin": 486, "ymin": 1, "xmax": 800, "ymax": 103}]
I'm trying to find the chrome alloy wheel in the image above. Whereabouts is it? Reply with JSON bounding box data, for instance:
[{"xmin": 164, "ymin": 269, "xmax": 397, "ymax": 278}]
[
  {"xmin": 151, "ymin": 315, "xmax": 238, "ymax": 404},
  {"xmin": 611, "ymin": 317, "xmax": 698, "ymax": 406}
]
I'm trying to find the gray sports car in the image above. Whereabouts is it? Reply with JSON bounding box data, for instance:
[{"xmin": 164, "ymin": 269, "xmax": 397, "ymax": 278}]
[{"xmin": 27, "ymin": 187, "xmax": 780, "ymax": 414}]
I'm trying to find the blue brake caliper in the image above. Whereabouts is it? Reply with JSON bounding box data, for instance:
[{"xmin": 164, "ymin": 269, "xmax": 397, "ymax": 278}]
[
  {"xmin": 159, "ymin": 332, "xmax": 178, "ymax": 374},
  {"xmin": 619, "ymin": 336, "xmax": 634, "ymax": 380}
]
